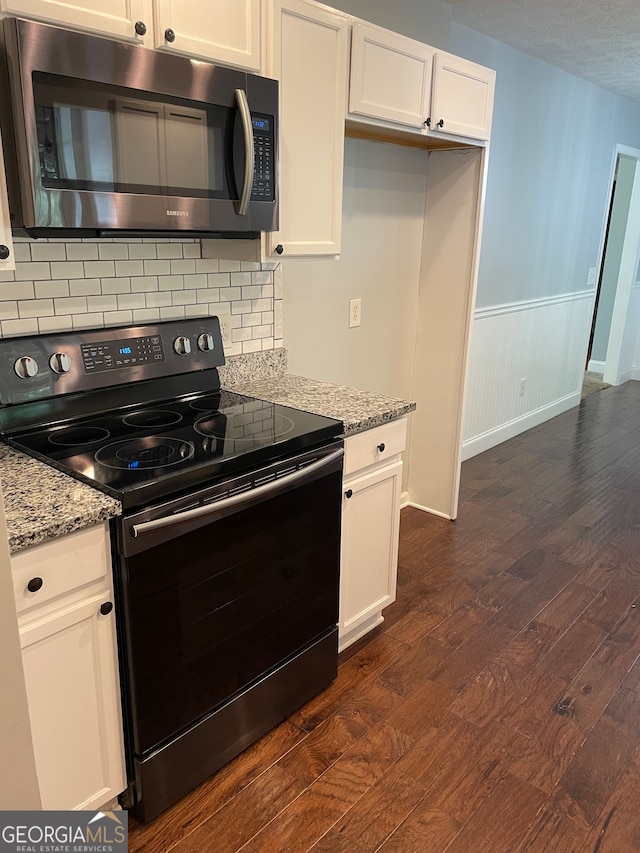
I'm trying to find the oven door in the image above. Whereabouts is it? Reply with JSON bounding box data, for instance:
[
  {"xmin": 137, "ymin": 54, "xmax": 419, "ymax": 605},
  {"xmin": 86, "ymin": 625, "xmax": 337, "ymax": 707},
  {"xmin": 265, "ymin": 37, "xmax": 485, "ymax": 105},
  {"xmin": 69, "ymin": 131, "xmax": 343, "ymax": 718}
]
[{"xmin": 116, "ymin": 442, "xmax": 343, "ymax": 758}]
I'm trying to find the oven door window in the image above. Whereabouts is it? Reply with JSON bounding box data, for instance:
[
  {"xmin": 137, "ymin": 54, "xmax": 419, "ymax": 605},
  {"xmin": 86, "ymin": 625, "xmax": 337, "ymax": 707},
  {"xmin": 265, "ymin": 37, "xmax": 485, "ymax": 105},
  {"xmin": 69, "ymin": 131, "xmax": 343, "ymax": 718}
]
[
  {"xmin": 32, "ymin": 72, "xmax": 235, "ymax": 199},
  {"xmin": 122, "ymin": 468, "xmax": 342, "ymax": 756}
]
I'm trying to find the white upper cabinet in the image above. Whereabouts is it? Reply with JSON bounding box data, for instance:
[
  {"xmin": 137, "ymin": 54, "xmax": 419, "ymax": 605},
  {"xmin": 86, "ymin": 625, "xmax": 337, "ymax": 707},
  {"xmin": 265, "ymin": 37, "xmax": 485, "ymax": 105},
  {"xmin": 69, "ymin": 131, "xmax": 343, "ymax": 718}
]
[
  {"xmin": 152, "ymin": 0, "xmax": 263, "ymax": 72},
  {"xmin": 0, "ymin": 124, "xmax": 14, "ymax": 272},
  {"xmin": 0, "ymin": 0, "xmax": 151, "ymax": 42},
  {"xmin": 348, "ymin": 21, "xmax": 434, "ymax": 129},
  {"xmin": 266, "ymin": 0, "xmax": 349, "ymax": 258},
  {"xmin": 428, "ymin": 52, "xmax": 495, "ymax": 141}
]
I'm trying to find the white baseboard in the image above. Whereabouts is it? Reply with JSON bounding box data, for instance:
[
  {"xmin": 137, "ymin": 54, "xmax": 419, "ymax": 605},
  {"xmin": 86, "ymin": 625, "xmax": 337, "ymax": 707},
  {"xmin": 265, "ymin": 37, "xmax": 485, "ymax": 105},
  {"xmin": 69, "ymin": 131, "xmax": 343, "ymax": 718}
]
[
  {"xmin": 632, "ymin": 368, "xmax": 640, "ymax": 380},
  {"xmin": 406, "ymin": 500, "xmax": 454, "ymax": 521},
  {"xmin": 462, "ymin": 391, "xmax": 581, "ymax": 461},
  {"xmin": 400, "ymin": 490, "xmax": 411, "ymax": 508},
  {"xmin": 587, "ymin": 359, "xmax": 605, "ymax": 373}
]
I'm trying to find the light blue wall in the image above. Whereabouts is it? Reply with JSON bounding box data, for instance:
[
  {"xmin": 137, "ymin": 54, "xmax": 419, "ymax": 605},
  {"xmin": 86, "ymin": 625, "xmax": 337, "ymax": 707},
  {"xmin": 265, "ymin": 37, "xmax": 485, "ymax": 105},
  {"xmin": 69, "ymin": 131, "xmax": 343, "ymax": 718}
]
[
  {"xmin": 450, "ymin": 23, "xmax": 640, "ymax": 308},
  {"xmin": 328, "ymin": 0, "xmax": 451, "ymax": 50}
]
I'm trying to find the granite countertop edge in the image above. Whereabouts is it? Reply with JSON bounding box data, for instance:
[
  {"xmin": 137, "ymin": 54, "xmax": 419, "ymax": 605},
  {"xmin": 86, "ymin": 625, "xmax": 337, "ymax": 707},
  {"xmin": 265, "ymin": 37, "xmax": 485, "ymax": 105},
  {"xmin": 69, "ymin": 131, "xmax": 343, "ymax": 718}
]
[{"xmin": 2, "ymin": 363, "xmax": 415, "ymax": 554}]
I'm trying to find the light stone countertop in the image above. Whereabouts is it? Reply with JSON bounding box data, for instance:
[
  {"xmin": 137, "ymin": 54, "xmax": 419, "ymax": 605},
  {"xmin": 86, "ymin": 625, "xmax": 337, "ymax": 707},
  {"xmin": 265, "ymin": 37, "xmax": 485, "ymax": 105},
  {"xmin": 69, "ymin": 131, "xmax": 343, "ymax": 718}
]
[
  {"xmin": 0, "ymin": 444, "xmax": 121, "ymax": 555},
  {"xmin": 225, "ymin": 374, "xmax": 416, "ymax": 435},
  {"xmin": 1, "ymin": 350, "xmax": 415, "ymax": 553}
]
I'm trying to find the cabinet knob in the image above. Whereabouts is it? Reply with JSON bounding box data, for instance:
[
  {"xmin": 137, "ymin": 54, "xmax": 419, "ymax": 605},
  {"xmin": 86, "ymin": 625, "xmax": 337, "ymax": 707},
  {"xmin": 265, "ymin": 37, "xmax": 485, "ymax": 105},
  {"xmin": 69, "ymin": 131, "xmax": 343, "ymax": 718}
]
[
  {"xmin": 27, "ymin": 577, "xmax": 43, "ymax": 593},
  {"xmin": 345, "ymin": 489, "xmax": 353, "ymax": 499},
  {"xmin": 134, "ymin": 20, "xmax": 147, "ymax": 36},
  {"xmin": 377, "ymin": 443, "xmax": 386, "ymax": 453},
  {"xmin": 275, "ymin": 244, "xmax": 284, "ymax": 255},
  {"xmin": 165, "ymin": 28, "xmax": 176, "ymax": 43},
  {"xmin": 437, "ymin": 119, "xmax": 445, "ymax": 128},
  {"xmin": 100, "ymin": 601, "xmax": 114, "ymax": 616},
  {"xmin": 424, "ymin": 117, "xmax": 431, "ymax": 127},
  {"xmin": 0, "ymin": 245, "xmax": 10, "ymax": 260}
]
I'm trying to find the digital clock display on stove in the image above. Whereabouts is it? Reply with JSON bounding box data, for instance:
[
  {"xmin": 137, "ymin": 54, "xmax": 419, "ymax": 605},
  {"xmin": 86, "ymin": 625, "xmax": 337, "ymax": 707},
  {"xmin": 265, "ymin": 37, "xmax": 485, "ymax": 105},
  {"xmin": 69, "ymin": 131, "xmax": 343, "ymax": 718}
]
[{"xmin": 81, "ymin": 335, "xmax": 165, "ymax": 373}]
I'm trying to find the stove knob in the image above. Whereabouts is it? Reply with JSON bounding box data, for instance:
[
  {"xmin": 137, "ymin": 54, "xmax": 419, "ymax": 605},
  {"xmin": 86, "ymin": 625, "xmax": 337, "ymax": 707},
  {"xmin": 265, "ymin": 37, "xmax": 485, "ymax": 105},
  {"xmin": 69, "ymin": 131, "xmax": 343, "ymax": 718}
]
[
  {"xmin": 197, "ymin": 333, "xmax": 215, "ymax": 352},
  {"xmin": 14, "ymin": 356, "xmax": 38, "ymax": 379},
  {"xmin": 49, "ymin": 351, "xmax": 72, "ymax": 374},
  {"xmin": 173, "ymin": 336, "xmax": 192, "ymax": 356}
]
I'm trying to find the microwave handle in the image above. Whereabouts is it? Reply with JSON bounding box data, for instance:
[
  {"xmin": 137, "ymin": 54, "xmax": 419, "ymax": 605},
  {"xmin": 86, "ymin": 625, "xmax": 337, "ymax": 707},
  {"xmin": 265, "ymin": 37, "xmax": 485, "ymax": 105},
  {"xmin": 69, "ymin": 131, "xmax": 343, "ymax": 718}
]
[{"xmin": 234, "ymin": 88, "xmax": 254, "ymax": 217}]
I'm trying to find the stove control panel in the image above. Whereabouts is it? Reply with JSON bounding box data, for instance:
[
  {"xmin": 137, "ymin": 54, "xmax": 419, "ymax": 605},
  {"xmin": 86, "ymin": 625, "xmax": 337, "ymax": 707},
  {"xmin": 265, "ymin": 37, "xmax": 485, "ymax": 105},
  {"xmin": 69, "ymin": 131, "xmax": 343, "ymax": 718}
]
[{"xmin": 0, "ymin": 318, "xmax": 225, "ymax": 405}]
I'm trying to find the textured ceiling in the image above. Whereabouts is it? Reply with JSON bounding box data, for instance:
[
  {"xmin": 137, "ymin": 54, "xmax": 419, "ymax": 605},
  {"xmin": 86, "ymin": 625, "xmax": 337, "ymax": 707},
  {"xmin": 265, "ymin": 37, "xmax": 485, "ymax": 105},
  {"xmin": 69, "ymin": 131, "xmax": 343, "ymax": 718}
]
[{"xmin": 448, "ymin": 0, "xmax": 640, "ymax": 103}]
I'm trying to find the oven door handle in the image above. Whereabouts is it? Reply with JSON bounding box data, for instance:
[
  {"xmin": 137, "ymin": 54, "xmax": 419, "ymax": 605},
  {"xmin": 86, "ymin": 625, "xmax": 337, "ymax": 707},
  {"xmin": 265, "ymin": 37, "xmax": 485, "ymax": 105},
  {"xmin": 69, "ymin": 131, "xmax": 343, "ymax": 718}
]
[
  {"xmin": 234, "ymin": 88, "xmax": 254, "ymax": 217},
  {"xmin": 130, "ymin": 447, "xmax": 344, "ymax": 539}
]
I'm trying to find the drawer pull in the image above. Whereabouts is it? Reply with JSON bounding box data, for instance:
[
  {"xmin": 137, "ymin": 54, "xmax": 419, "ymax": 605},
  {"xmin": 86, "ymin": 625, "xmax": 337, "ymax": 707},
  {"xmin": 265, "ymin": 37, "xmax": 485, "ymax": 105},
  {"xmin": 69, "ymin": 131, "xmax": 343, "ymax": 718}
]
[
  {"xmin": 345, "ymin": 489, "xmax": 353, "ymax": 499},
  {"xmin": 100, "ymin": 601, "xmax": 114, "ymax": 616},
  {"xmin": 27, "ymin": 577, "xmax": 43, "ymax": 593},
  {"xmin": 377, "ymin": 443, "xmax": 386, "ymax": 453}
]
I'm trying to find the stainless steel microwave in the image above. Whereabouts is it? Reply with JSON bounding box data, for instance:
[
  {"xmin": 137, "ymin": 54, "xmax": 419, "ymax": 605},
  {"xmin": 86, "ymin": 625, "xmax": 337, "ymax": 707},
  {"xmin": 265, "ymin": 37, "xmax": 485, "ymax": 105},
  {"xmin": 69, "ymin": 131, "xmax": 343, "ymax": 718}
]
[{"xmin": 0, "ymin": 18, "xmax": 278, "ymax": 238}]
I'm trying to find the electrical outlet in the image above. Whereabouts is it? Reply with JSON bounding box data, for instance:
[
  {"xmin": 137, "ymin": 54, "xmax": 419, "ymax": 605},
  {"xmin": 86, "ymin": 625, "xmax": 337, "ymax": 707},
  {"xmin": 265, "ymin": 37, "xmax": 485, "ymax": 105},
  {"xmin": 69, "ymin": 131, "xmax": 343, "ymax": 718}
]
[
  {"xmin": 519, "ymin": 378, "xmax": 526, "ymax": 397},
  {"xmin": 217, "ymin": 314, "xmax": 233, "ymax": 347},
  {"xmin": 349, "ymin": 298, "xmax": 361, "ymax": 328},
  {"xmin": 587, "ymin": 267, "xmax": 597, "ymax": 287}
]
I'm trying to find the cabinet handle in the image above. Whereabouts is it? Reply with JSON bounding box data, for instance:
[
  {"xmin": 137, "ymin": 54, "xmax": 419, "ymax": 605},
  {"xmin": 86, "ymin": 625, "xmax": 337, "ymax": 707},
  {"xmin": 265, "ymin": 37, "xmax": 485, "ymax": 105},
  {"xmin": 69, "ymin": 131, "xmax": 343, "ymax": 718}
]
[
  {"xmin": 377, "ymin": 443, "xmax": 386, "ymax": 453},
  {"xmin": 275, "ymin": 244, "xmax": 284, "ymax": 255},
  {"xmin": 437, "ymin": 119, "xmax": 445, "ymax": 128},
  {"xmin": 345, "ymin": 489, "xmax": 353, "ymax": 499},
  {"xmin": 0, "ymin": 245, "xmax": 10, "ymax": 260},
  {"xmin": 27, "ymin": 577, "xmax": 43, "ymax": 593},
  {"xmin": 100, "ymin": 601, "xmax": 114, "ymax": 616},
  {"xmin": 424, "ymin": 117, "xmax": 431, "ymax": 127},
  {"xmin": 134, "ymin": 21, "xmax": 147, "ymax": 36},
  {"xmin": 165, "ymin": 28, "xmax": 176, "ymax": 43}
]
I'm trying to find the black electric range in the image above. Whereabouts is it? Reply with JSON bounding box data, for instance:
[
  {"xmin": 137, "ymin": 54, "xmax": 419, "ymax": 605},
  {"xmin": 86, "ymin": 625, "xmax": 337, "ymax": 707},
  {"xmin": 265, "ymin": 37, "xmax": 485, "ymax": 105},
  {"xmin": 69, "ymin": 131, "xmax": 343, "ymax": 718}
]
[
  {"xmin": 0, "ymin": 318, "xmax": 342, "ymax": 510},
  {"xmin": 0, "ymin": 318, "xmax": 345, "ymax": 823}
]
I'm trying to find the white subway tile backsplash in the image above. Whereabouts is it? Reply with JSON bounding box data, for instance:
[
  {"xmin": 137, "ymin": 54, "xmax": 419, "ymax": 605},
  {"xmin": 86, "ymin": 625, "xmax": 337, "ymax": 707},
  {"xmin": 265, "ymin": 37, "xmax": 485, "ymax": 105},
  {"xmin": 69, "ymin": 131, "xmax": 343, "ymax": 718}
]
[
  {"xmin": 240, "ymin": 261, "xmax": 261, "ymax": 272},
  {"xmin": 30, "ymin": 242, "xmax": 67, "ymax": 261},
  {"xmin": 133, "ymin": 308, "xmax": 160, "ymax": 323},
  {"xmin": 38, "ymin": 315, "xmax": 72, "ymax": 333},
  {"xmin": 35, "ymin": 279, "xmax": 71, "ymax": 299},
  {"xmin": 144, "ymin": 259, "xmax": 171, "ymax": 276},
  {"xmin": 117, "ymin": 293, "xmax": 146, "ymax": 310},
  {"xmin": 129, "ymin": 244, "xmax": 158, "ymax": 260},
  {"xmin": 84, "ymin": 260, "xmax": 116, "ymax": 278},
  {"xmin": 66, "ymin": 243, "xmax": 99, "ymax": 261},
  {"xmin": 69, "ymin": 278, "xmax": 101, "ymax": 296},
  {"xmin": 0, "ymin": 239, "xmax": 276, "ymax": 351},
  {"xmin": 103, "ymin": 310, "xmax": 133, "ymax": 326},
  {"xmin": 2, "ymin": 318, "xmax": 39, "ymax": 336},
  {"xmin": 14, "ymin": 262, "xmax": 50, "ymax": 282},
  {"xmin": 19, "ymin": 299, "xmax": 54, "ymax": 318},
  {"xmin": 98, "ymin": 243, "xmax": 130, "ymax": 260},
  {"xmin": 55, "ymin": 296, "xmax": 88, "ymax": 314},
  {"xmin": 87, "ymin": 295, "xmax": 118, "ymax": 312},
  {"xmin": 0, "ymin": 281, "xmax": 35, "ymax": 301}
]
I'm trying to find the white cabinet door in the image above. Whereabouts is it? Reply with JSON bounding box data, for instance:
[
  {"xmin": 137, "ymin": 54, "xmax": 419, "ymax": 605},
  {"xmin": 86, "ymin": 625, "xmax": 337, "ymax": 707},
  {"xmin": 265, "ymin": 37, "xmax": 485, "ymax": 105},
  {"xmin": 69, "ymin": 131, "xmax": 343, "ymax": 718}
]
[
  {"xmin": 428, "ymin": 52, "xmax": 495, "ymax": 141},
  {"xmin": 0, "ymin": 124, "xmax": 15, "ymax": 272},
  {"xmin": 153, "ymin": 0, "xmax": 262, "ymax": 71},
  {"xmin": 20, "ymin": 591, "xmax": 126, "ymax": 810},
  {"xmin": 339, "ymin": 458, "xmax": 402, "ymax": 649},
  {"xmin": 266, "ymin": 0, "xmax": 349, "ymax": 258},
  {"xmin": 0, "ymin": 0, "xmax": 150, "ymax": 41},
  {"xmin": 348, "ymin": 21, "xmax": 434, "ymax": 129}
]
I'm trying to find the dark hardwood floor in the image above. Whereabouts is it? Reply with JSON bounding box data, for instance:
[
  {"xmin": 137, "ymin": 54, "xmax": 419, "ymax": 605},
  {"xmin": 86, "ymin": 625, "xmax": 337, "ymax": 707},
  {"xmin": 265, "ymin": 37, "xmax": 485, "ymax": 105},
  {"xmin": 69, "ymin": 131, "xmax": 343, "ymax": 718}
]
[{"xmin": 129, "ymin": 381, "xmax": 640, "ymax": 853}]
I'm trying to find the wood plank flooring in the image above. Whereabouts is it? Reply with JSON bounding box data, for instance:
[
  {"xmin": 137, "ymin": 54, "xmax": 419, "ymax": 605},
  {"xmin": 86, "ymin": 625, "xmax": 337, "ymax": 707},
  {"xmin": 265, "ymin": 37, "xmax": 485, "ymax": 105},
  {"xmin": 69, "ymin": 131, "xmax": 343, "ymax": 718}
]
[{"xmin": 129, "ymin": 381, "xmax": 640, "ymax": 852}]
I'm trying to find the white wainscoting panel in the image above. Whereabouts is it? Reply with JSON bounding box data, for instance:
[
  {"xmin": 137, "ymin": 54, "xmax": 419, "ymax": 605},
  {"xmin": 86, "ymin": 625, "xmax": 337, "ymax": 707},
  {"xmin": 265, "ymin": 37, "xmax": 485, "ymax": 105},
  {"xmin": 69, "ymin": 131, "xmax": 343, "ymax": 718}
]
[{"xmin": 462, "ymin": 291, "xmax": 595, "ymax": 460}]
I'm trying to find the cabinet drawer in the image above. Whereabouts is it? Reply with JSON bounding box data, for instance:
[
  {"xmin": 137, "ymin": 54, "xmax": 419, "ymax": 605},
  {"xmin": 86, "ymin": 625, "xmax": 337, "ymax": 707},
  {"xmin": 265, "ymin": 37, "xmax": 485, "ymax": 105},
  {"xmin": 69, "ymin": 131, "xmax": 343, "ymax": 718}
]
[
  {"xmin": 11, "ymin": 523, "xmax": 110, "ymax": 614},
  {"xmin": 344, "ymin": 418, "xmax": 407, "ymax": 477}
]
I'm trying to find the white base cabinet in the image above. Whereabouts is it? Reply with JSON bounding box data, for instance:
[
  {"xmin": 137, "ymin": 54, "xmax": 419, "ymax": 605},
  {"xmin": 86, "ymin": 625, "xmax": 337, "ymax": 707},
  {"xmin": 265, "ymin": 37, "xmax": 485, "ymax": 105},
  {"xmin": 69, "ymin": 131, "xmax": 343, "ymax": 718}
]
[
  {"xmin": 11, "ymin": 523, "xmax": 126, "ymax": 811},
  {"xmin": 339, "ymin": 418, "xmax": 406, "ymax": 652}
]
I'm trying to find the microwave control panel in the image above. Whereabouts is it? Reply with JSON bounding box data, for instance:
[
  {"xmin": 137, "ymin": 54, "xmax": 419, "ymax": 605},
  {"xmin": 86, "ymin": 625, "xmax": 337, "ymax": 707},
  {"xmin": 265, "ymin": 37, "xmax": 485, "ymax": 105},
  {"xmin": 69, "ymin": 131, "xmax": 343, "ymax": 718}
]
[{"xmin": 251, "ymin": 114, "xmax": 274, "ymax": 201}]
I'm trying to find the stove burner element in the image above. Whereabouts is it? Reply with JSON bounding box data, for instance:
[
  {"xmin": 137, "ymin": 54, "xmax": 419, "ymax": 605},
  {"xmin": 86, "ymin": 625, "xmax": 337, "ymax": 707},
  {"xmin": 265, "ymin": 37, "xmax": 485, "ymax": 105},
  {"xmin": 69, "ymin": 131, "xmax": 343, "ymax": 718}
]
[
  {"xmin": 96, "ymin": 437, "xmax": 195, "ymax": 470},
  {"xmin": 195, "ymin": 414, "xmax": 295, "ymax": 447},
  {"xmin": 189, "ymin": 395, "xmax": 221, "ymax": 412},
  {"xmin": 49, "ymin": 426, "xmax": 111, "ymax": 447},
  {"xmin": 122, "ymin": 409, "xmax": 183, "ymax": 429}
]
